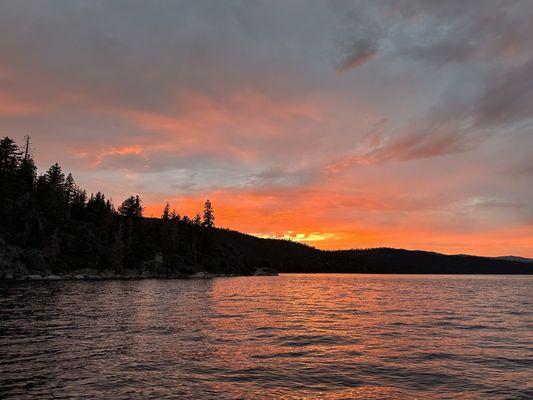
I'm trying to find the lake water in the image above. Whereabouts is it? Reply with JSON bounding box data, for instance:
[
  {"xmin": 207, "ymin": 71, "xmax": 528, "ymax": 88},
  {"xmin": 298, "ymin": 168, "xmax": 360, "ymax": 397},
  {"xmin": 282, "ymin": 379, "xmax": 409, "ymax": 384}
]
[{"xmin": 1, "ymin": 274, "xmax": 532, "ymax": 399}]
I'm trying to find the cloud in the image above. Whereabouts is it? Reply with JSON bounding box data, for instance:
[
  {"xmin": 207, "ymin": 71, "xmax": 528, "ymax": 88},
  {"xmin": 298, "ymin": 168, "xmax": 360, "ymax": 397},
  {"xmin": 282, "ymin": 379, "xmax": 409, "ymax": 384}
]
[
  {"xmin": 472, "ymin": 57, "xmax": 533, "ymax": 127},
  {"xmin": 336, "ymin": 39, "xmax": 378, "ymax": 72},
  {"xmin": 326, "ymin": 126, "xmax": 476, "ymax": 172},
  {"xmin": 505, "ymin": 156, "xmax": 533, "ymax": 177},
  {"xmin": 244, "ymin": 166, "xmax": 317, "ymax": 189},
  {"xmin": 0, "ymin": 92, "xmax": 47, "ymax": 117}
]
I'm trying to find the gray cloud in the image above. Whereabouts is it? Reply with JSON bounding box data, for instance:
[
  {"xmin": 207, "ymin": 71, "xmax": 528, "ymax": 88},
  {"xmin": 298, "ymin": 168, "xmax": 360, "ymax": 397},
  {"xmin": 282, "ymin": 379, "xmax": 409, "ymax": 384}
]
[
  {"xmin": 336, "ymin": 38, "xmax": 378, "ymax": 72},
  {"xmin": 472, "ymin": 58, "xmax": 533, "ymax": 127},
  {"xmin": 244, "ymin": 166, "xmax": 317, "ymax": 189}
]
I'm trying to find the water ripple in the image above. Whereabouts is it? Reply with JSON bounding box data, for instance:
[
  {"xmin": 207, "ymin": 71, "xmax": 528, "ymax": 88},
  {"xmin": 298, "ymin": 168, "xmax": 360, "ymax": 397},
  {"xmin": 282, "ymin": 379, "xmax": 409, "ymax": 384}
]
[{"xmin": 1, "ymin": 274, "xmax": 532, "ymax": 399}]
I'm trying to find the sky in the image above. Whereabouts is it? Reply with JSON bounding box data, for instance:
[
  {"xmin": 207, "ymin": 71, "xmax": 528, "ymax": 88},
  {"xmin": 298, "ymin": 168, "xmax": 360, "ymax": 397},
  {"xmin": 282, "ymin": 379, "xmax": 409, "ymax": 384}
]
[{"xmin": 1, "ymin": 0, "xmax": 532, "ymax": 257}]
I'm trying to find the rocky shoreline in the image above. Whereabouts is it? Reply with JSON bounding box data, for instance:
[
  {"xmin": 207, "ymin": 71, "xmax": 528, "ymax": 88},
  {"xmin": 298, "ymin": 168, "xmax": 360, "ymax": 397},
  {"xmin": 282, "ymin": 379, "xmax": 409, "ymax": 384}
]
[
  {"xmin": 0, "ymin": 240, "xmax": 278, "ymax": 281},
  {"xmin": 1, "ymin": 269, "xmax": 277, "ymax": 281},
  {"xmin": 1, "ymin": 270, "xmax": 239, "ymax": 281}
]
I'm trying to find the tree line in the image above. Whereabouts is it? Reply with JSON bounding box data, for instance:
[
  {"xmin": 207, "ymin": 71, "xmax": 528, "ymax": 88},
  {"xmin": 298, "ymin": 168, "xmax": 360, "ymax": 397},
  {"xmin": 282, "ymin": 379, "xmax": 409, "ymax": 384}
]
[{"xmin": 0, "ymin": 136, "xmax": 220, "ymax": 274}]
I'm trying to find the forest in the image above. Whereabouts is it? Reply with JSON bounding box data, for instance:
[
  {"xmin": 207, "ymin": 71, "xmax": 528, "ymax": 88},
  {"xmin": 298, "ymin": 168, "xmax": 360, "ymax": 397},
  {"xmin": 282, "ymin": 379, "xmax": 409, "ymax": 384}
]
[{"xmin": 0, "ymin": 136, "xmax": 531, "ymax": 279}]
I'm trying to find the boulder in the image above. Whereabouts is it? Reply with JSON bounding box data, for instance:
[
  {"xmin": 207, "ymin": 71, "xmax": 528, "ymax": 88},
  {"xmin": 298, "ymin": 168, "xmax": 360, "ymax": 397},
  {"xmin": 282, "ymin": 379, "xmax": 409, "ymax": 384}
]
[
  {"xmin": 73, "ymin": 268, "xmax": 98, "ymax": 276},
  {"xmin": 100, "ymin": 269, "xmax": 115, "ymax": 279},
  {"xmin": 190, "ymin": 271, "xmax": 212, "ymax": 279},
  {"xmin": 253, "ymin": 268, "xmax": 279, "ymax": 276}
]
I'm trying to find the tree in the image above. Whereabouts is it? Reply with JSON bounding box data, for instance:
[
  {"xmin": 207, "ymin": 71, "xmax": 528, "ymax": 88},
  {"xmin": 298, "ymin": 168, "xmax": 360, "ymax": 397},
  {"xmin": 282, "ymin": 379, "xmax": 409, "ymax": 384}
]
[
  {"xmin": 162, "ymin": 202, "xmax": 170, "ymax": 221},
  {"xmin": 202, "ymin": 199, "xmax": 215, "ymax": 228},
  {"xmin": 16, "ymin": 155, "xmax": 36, "ymax": 196},
  {"xmin": 0, "ymin": 136, "xmax": 21, "ymax": 177},
  {"xmin": 64, "ymin": 173, "xmax": 75, "ymax": 204},
  {"xmin": 85, "ymin": 191, "xmax": 113, "ymax": 225},
  {"xmin": 118, "ymin": 195, "xmax": 143, "ymax": 218},
  {"xmin": 22, "ymin": 135, "xmax": 31, "ymax": 162},
  {"xmin": 44, "ymin": 163, "xmax": 65, "ymax": 187},
  {"xmin": 193, "ymin": 213, "xmax": 202, "ymax": 225},
  {"xmin": 170, "ymin": 209, "xmax": 180, "ymax": 221}
]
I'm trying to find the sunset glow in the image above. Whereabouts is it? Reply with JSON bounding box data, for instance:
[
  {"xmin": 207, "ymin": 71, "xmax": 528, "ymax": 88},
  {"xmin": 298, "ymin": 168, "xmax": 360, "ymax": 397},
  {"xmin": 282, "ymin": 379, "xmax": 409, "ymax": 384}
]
[{"xmin": 1, "ymin": 1, "xmax": 532, "ymax": 257}]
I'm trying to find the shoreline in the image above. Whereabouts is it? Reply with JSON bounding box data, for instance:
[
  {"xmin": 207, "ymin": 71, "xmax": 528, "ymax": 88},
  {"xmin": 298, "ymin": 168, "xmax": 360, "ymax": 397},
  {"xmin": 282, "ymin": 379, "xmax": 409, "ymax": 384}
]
[{"xmin": 0, "ymin": 267, "xmax": 279, "ymax": 281}]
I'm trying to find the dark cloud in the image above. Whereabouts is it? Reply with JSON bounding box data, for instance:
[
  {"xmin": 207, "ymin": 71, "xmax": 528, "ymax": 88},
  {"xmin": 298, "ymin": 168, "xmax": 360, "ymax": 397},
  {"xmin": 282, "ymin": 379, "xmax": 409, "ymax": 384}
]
[
  {"xmin": 336, "ymin": 38, "xmax": 378, "ymax": 72},
  {"xmin": 326, "ymin": 126, "xmax": 477, "ymax": 171},
  {"xmin": 366, "ymin": 129, "xmax": 475, "ymax": 163},
  {"xmin": 472, "ymin": 58, "xmax": 533, "ymax": 127}
]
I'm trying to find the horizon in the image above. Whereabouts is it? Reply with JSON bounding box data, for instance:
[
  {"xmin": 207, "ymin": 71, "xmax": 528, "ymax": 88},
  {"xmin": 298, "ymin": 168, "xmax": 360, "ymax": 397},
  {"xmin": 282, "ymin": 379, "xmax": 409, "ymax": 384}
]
[{"xmin": 2, "ymin": 1, "xmax": 533, "ymax": 257}]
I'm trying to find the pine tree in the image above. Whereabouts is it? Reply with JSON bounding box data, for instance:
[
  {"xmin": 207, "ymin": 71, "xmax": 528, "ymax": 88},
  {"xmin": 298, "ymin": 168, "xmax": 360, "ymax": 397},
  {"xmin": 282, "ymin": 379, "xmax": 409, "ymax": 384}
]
[
  {"xmin": 170, "ymin": 209, "xmax": 180, "ymax": 221},
  {"xmin": 202, "ymin": 199, "xmax": 215, "ymax": 228},
  {"xmin": 118, "ymin": 195, "xmax": 143, "ymax": 218},
  {"xmin": 64, "ymin": 173, "xmax": 75, "ymax": 204},
  {"xmin": 162, "ymin": 202, "xmax": 170, "ymax": 221},
  {"xmin": 17, "ymin": 156, "xmax": 36, "ymax": 195},
  {"xmin": 0, "ymin": 136, "xmax": 21, "ymax": 177},
  {"xmin": 44, "ymin": 163, "xmax": 65, "ymax": 186},
  {"xmin": 193, "ymin": 213, "xmax": 202, "ymax": 225},
  {"xmin": 14, "ymin": 135, "xmax": 36, "ymax": 196}
]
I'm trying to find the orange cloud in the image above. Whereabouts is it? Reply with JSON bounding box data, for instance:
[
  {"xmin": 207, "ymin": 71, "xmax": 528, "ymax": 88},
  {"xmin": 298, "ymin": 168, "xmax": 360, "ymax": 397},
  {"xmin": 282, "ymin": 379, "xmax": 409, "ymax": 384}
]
[{"xmin": 0, "ymin": 92, "xmax": 46, "ymax": 117}]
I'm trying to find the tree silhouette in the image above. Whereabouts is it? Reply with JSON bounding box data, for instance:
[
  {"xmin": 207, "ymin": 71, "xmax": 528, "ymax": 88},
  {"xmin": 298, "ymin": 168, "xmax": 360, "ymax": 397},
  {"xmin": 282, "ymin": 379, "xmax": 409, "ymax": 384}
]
[
  {"xmin": 118, "ymin": 195, "xmax": 143, "ymax": 218},
  {"xmin": 0, "ymin": 136, "xmax": 21, "ymax": 177},
  {"xmin": 43, "ymin": 163, "xmax": 65, "ymax": 187},
  {"xmin": 202, "ymin": 199, "xmax": 215, "ymax": 228},
  {"xmin": 162, "ymin": 202, "xmax": 170, "ymax": 221},
  {"xmin": 193, "ymin": 213, "xmax": 202, "ymax": 225},
  {"xmin": 16, "ymin": 155, "xmax": 36, "ymax": 196}
]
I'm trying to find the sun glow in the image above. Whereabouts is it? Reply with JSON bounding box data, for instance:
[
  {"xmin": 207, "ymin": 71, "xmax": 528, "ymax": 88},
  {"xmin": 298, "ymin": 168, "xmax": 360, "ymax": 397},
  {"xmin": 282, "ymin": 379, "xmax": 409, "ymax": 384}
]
[{"xmin": 251, "ymin": 231, "xmax": 341, "ymax": 243}]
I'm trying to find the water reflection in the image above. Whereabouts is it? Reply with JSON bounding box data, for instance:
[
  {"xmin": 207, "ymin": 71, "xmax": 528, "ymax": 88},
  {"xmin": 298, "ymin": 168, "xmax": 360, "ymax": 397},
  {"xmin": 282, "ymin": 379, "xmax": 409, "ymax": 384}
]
[{"xmin": 1, "ymin": 275, "xmax": 532, "ymax": 399}]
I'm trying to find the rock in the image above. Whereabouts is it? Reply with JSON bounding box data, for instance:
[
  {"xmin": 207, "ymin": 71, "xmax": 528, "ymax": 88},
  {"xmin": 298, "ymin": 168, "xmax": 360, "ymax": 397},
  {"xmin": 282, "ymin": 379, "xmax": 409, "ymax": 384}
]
[
  {"xmin": 74, "ymin": 275, "xmax": 85, "ymax": 280},
  {"xmin": 100, "ymin": 269, "xmax": 115, "ymax": 279},
  {"xmin": 28, "ymin": 274, "xmax": 43, "ymax": 280},
  {"xmin": 46, "ymin": 275, "xmax": 62, "ymax": 280},
  {"xmin": 25, "ymin": 249, "xmax": 46, "ymax": 272},
  {"xmin": 122, "ymin": 268, "xmax": 141, "ymax": 279},
  {"xmin": 73, "ymin": 268, "xmax": 98, "ymax": 276},
  {"xmin": 190, "ymin": 271, "xmax": 212, "ymax": 279},
  {"xmin": 253, "ymin": 268, "xmax": 278, "ymax": 276}
]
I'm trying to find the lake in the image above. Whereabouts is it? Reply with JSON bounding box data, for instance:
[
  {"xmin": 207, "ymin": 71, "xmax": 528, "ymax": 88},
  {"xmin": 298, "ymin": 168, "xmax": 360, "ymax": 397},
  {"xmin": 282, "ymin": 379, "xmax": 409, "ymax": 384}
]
[{"xmin": 1, "ymin": 274, "xmax": 532, "ymax": 399}]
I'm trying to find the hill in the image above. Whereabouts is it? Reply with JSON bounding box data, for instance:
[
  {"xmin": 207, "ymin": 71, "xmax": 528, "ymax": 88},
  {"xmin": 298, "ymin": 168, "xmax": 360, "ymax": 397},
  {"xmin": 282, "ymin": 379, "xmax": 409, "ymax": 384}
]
[{"xmin": 495, "ymin": 256, "xmax": 533, "ymax": 264}]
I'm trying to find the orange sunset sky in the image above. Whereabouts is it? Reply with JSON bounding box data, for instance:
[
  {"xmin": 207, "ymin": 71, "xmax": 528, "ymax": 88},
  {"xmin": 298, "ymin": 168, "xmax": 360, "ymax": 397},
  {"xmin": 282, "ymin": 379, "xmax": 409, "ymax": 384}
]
[{"xmin": 1, "ymin": 1, "xmax": 532, "ymax": 257}]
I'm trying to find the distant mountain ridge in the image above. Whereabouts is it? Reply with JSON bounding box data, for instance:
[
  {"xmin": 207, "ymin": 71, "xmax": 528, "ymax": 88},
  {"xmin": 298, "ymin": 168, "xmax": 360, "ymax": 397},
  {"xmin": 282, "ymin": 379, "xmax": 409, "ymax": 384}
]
[
  {"xmin": 215, "ymin": 229, "xmax": 533, "ymax": 275},
  {"xmin": 495, "ymin": 256, "xmax": 533, "ymax": 264}
]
